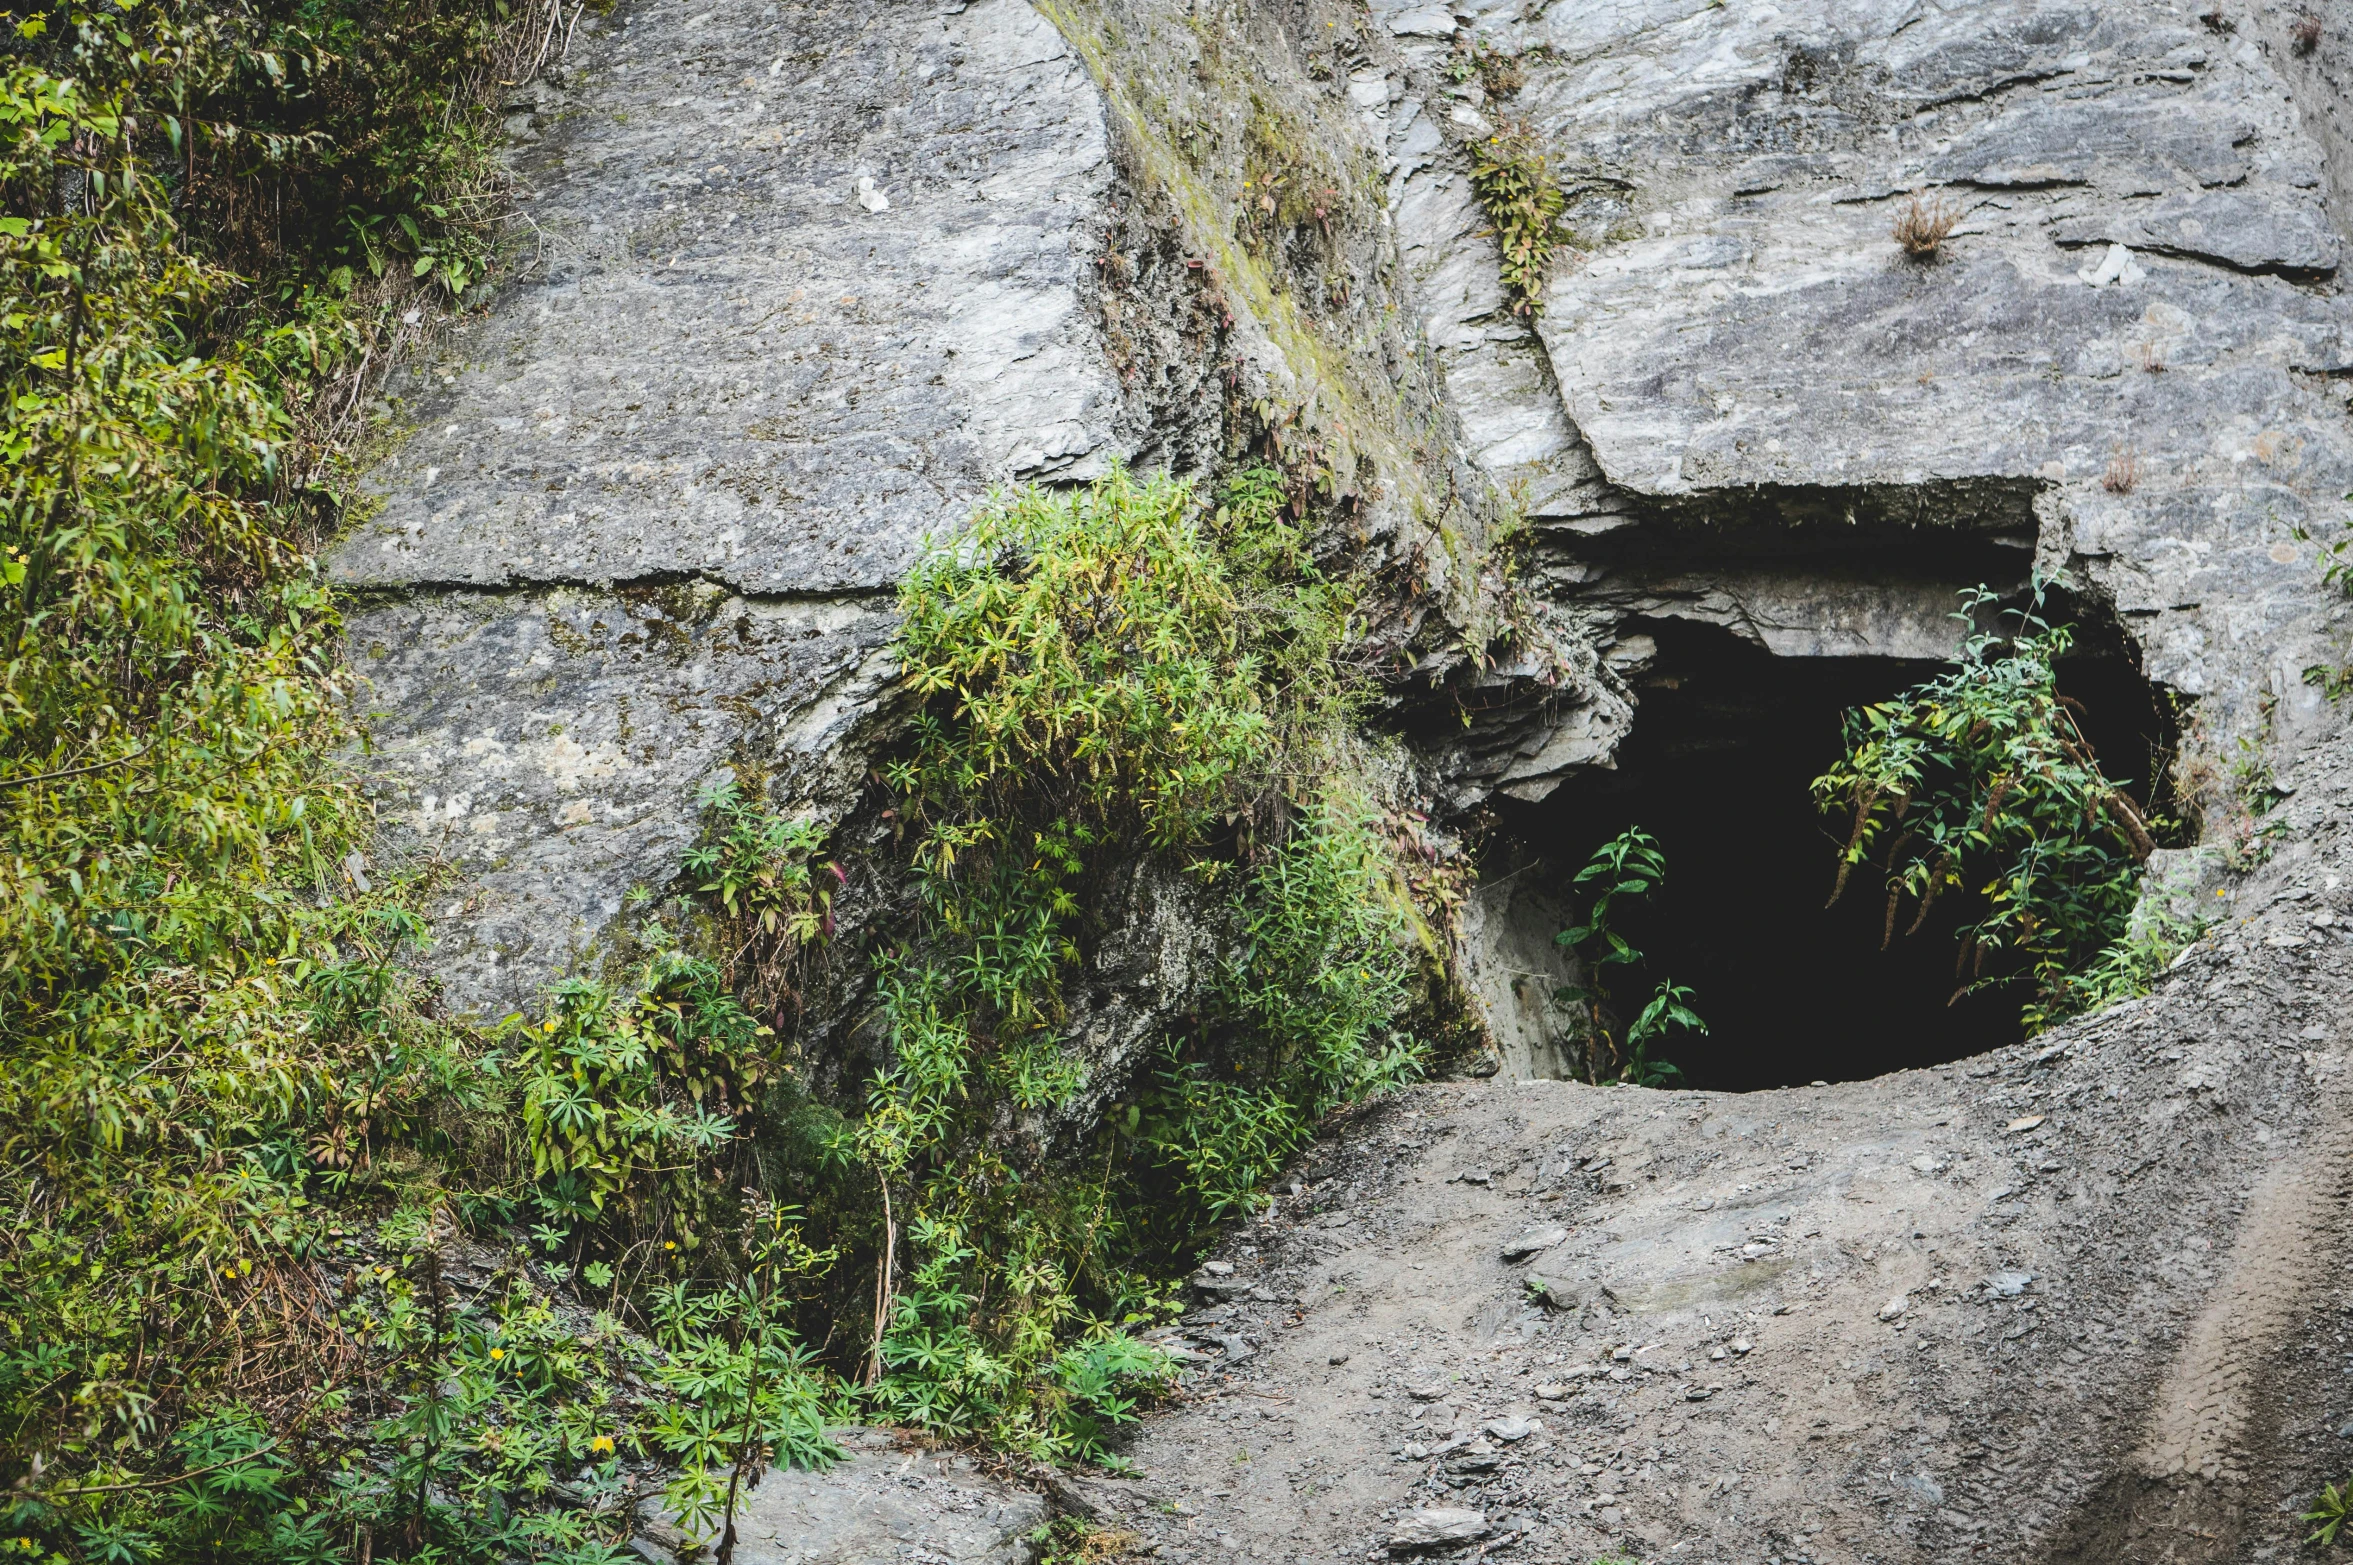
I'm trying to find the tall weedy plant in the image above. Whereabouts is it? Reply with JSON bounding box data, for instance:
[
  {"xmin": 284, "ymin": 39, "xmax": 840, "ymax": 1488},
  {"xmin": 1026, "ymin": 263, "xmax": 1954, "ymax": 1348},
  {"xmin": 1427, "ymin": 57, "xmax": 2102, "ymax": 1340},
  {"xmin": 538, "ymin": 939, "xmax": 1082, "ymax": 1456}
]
[
  {"xmin": 838, "ymin": 465, "xmax": 1425, "ymax": 1458},
  {"xmin": 1813, "ymin": 585, "xmax": 2165, "ymax": 1027}
]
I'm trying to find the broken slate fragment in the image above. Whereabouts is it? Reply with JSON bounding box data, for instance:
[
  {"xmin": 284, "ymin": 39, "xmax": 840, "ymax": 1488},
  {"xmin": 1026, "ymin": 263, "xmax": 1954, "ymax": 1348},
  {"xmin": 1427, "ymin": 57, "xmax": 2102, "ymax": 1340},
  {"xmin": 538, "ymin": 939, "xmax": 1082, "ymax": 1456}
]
[
  {"xmin": 1191, "ymin": 1262, "xmax": 1248, "ymax": 1299},
  {"xmin": 1500, "ymin": 1226, "xmax": 1568, "ymax": 1261},
  {"xmin": 1879, "ymin": 1294, "xmax": 1910, "ymax": 1322},
  {"xmin": 2003, "ymin": 1115, "xmax": 2046, "ymax": 1134},
  {"xmin": 1482, "ymin": 1416, "xmax": 1538, "ymax": 1442},
  {"xmin": 2076, "ymin": 241, "xmax": 2144, "ymax": 287},
  {"xmin": 1385, "ymin": 1508, "xmax": 1490, "ymax": 1554}
]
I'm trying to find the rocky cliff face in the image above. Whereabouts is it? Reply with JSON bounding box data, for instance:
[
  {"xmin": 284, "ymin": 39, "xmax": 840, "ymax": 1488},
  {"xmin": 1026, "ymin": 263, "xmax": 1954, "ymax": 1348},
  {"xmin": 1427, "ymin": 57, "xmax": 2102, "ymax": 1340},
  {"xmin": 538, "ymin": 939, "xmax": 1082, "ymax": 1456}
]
[
  {"xmin": 334, "ymin": 0, "xmax": 1627, "ymax": 1021},
  {"xmin": 336, "ymin": 0, "xmax": 2353, "ymax": 1555},
  {"xmin": 336, "ymin": 0, "xmax": 2353, "ymax": 1019},
  {"xmin": 1375, "ymin": 0, "xmax": 2353, "ymax": 772}
]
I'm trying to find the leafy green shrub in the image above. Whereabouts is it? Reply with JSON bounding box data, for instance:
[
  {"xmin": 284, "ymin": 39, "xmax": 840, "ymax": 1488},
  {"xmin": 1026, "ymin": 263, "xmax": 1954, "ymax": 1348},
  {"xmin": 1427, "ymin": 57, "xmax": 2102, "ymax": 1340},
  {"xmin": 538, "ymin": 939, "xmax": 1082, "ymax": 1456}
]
[
  {"xmin": 0, "ymin": 0, "xmax": 624, "ymax": 1552},
  {"xmin": 1467, "ymin": 122, "xmax": 1568, "ymax": 317},
  {"xmin": 2307, "ymin": 1479, "xmax": 2353, "ymax": 1546},
  {"xmin": 518, "ymin": 948, "xmax": 765, "ymax": 1247},
  {"xmin": 684, "ymin": 782, "xmax": 834, "ymax": 935},
  {"xmin": 645, "ymin": 1201, "xmax": 843, "ymax": 1553},
  {"xmin": 1553, "ymin": 828, "xmax": 1704, "ymax": 1086},
  {"xmin": 1813, "ymin": 588, "xmax": 2165, "ymax": 1027},
  {"xmin": 831, "ymin": 465, "xmax": 1427, "ymax": 1454}
]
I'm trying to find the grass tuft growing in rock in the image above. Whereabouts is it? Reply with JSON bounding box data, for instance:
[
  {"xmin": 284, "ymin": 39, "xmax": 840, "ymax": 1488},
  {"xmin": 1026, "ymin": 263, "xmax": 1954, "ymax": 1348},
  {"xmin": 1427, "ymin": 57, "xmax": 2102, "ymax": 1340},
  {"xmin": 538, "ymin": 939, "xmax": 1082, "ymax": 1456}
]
[{"xmin": 2104, "ymin": 447, "xmax": 2139, "ymax": 493}]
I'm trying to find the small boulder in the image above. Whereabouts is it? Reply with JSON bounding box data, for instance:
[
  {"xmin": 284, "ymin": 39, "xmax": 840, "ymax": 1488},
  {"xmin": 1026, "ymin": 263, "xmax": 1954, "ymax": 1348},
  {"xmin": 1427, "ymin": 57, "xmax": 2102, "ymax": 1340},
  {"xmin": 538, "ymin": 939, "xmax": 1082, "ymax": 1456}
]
[
  {"xmin": 1499, "ymin": 1226, "xmax": 1568, "ymax": 1262},
  {"xmin": 1525, "ymin": 1273, "xmax": 1578, "ymax": 1311},
  {"xmin": 1385, "ymin": 1508, "xmax": 1490, "ymax": 1554}
]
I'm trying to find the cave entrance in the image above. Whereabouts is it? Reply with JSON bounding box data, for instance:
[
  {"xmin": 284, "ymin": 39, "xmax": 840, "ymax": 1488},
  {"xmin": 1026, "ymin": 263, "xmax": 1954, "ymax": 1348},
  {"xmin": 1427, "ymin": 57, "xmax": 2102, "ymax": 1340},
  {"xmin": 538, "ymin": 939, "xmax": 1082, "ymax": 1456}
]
[{"xmin": 1498, "ymin": 607, "xmax": 2177, "ymax": 1091}]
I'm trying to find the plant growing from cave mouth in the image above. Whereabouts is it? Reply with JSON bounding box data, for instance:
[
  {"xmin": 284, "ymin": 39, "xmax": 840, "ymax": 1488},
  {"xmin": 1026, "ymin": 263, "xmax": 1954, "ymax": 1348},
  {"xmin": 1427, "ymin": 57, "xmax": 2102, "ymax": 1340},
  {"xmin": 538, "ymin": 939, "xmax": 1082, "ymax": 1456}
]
[
  {"xmin": 1813, "ymin": 584, "xmax": 2165, "ymax": 1028},
  {"xmin": 1554, "ymin": 828, "xmax": 1705, "ymax": 1086}
]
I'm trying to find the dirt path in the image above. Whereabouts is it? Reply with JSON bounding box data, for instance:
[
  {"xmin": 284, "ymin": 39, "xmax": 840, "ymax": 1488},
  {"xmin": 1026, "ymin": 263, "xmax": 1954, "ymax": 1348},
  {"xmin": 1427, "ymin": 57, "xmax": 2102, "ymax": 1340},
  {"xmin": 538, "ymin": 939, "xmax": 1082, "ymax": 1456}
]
[{"xmin": 1056, "ymin": 742, "xmax": 2353, "ymax": 1565}]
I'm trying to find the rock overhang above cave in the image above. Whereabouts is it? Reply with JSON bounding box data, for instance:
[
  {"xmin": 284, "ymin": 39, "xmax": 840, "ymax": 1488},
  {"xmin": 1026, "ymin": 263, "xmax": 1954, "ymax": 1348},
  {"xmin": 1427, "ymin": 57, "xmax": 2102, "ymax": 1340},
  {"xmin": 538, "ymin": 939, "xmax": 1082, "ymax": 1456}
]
[{"xmin": 1385, "ymin": 0, "xmax": 2353, "ymax": 505}]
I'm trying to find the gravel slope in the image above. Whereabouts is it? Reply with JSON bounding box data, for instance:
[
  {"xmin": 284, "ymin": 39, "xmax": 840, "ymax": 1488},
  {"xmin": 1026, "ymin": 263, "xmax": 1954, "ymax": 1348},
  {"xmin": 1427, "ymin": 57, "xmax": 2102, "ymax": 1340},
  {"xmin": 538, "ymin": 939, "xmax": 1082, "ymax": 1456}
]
[{"xmin": 1063, "ymin": 739, "xmax": 2353, "ymax": 1564}]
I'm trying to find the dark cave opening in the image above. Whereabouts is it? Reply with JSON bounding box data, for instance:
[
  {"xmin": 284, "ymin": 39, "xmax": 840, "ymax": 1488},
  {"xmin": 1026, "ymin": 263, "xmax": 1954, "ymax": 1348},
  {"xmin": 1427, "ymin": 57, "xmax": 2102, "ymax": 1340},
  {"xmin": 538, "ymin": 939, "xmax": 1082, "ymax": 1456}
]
[{"xmin": 1503, "ymin": 607, "xmax": 2179, "ymax": 1092}]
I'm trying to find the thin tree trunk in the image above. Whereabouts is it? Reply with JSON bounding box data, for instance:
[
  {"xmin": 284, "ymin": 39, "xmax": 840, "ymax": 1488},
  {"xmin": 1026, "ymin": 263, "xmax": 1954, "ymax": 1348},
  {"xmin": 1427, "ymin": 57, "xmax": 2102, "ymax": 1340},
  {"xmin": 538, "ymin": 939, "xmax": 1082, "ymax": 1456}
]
[{"xmin": 863, "ymin": 1176, "xmax": 897, "ymax": 1387}]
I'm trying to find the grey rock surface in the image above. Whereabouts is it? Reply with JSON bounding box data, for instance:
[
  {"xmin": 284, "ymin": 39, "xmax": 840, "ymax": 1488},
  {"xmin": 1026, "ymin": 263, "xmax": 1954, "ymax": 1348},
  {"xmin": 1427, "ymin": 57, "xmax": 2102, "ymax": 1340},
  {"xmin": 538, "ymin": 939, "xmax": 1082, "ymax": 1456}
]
[
  {"xmin": 1384, "ymin": 1506, "xmax": 1490, "ymax": 1552},
  {"xmin": 347, "ymin": 586, "xmax": 893, "ymax": 1012},
  {"xmin": 338, "ymin": 0, "xmax": 1615, "ymax": 1012},
  {"xmin": 338, "ymin": 0, "xmax": 1121, "ymax": 596},
  {"xmin": 329, "ymin": 0, "xmax": 2353, "ymax": 1555},
  {"xmin": 1101, "ymin": 749, "xmax": 2353, "ymax": 1560},
  {"xmin": 1453, "ymin": 858, "xmax": 1583, "ymax": 1079},
  {"xmin": 636, "ymin": 1429, "xmax": 1045, "ymax": 1565},
  {"xmin": 335, "ymin": 0, "xmax": 1127, "ymax": 1015}
]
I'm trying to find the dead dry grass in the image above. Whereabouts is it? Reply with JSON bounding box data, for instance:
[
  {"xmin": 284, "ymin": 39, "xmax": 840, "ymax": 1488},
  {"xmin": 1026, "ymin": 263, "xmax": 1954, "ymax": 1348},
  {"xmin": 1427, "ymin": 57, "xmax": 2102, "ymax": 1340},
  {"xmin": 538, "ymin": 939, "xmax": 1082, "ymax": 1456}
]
[
  {"xmin": 2104, "ymin": 447, "xmax": 2140, "ymax": 494},
  {"xmin": 1892, "ymin": 190, "xmax": 1961, "ymax": 258}
]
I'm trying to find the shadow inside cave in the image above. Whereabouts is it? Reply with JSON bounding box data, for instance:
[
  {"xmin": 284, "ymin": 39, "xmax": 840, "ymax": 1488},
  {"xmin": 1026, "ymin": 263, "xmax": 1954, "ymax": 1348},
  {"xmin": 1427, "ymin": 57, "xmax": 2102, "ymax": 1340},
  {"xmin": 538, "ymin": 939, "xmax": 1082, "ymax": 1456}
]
[{"xmin": 1497, "ymin": 607, "xmax": 2179, "ymax": 1092}]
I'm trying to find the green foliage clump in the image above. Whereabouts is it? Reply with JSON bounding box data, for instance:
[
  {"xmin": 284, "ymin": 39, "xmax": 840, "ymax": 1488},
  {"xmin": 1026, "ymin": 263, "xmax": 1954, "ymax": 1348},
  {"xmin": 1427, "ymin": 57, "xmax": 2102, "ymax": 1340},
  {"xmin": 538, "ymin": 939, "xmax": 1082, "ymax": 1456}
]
[
  {"xmin": 518, "ymin": 946, "xmax": 770, "ymax": 1244},
  {"xmin": 1443, "ymin": 35, "xmax": 1530, "ymax": 99},
  {"xmin": 1553, "ymin": 828, "xmax": 1704, "ymax": 1087},
  {"xmin": 2292, "ymin": 511, "xmax": 2353, "ymax": 597},
  {"xmin": 2306, "ymin": 1478, "xmax": 2353, "ymax": 1546},
  {"xmin": 1813, "ymin": 588, "xmax": 2164, "ymax": 1028},
  {"xmin": 645, "ymin": 1199, "xmax": 843, "ymax": 1556},
  {"xmin": 0, "ymin": 0, "xmax": 1445, "ymax": 1533},
  {"xmin": 844, "ymin": 464, "xmax": 1424, "ymax": 1457},
  {"xmin": 0, "ymin": 0, "xmax": 654, "ymax": 1556},
  {"xmin": 1031, "ymin": 1515, "xmax": 1144, "ymax": 1565},
  {"xmin": 1467, "ymin": 122, "xmax": 1569, "ymax": 318},
  {"xmin": 682, "ymin": 777, "xmax": 837, "ymax": 950}
]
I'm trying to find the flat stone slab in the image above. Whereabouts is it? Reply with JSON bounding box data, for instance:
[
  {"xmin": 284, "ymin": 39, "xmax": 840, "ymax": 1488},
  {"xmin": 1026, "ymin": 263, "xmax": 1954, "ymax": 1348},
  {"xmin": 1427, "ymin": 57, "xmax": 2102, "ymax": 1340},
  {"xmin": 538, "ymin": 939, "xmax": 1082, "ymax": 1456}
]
[
  {"xmin": 334, "ymin": 0, "xmax": 1119, "ymax": 595},
  {"xmin": 636, "ymin": 1430, "xmax": 1046, "ymax": 1565},
  {"xmin": 345, "ymin": 586, "xmax": 893, "ymax": 1016},
  {"xmin": 1384, "ymin": 1507, "xmax": 1491, "ymax": 1554}
]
